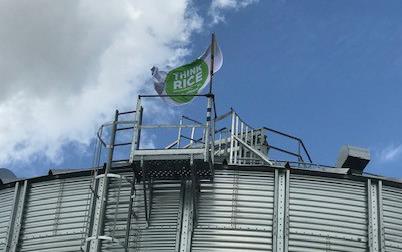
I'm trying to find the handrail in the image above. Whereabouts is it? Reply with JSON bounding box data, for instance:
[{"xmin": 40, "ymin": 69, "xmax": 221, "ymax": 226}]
[
  {"xmin": 215, "ymin": 127, "xmax": 228, "ymax": 134},
  {"xmin": 180, "ymin": 135, "xmax": 204, "ymax": 143},
  {"xmin": 139, "ymin": 124, "xmax": 206, "ymax": 129},
  {"xmin": 269, "ymin": 145, "xmax": 303, "ymax": 160},
  {"xmin": 263, "ymin": 127, "xmax": 312, "ymax": 163},
  {"xmin": 215, "ymin": 110, "xmax": 232, "ymax": 122},
  {"xmin": 182, "ymin": 115, "xmax": 203, "ymax": 125},
  {"xmin": 96, "ymin": 121, "xmax": 136, "ymax": 147},
  {"xmin": 165, "ymin": 140, "xmax": 178, "ymax": 149},
  {"xmin": 233, "ymin": 111, "xmax": 254, "ymax": 130},
  {"xmin": 233, "ymin": 135, "xmax": 273, "ymax": 165},
  {"xmin": 272, "ymin": 160, "xmax": 334, "ymax": 170},
  {"xmin": 299, "ymin": 141, "xmax": 312, "ymax": 163},
  {"xmin": 96, "ymin": 126, "xmax": 107, "ymax": 147},
  {"xmin": 183, "ymin": 137, "xmax": 205, "ymax": 148}
]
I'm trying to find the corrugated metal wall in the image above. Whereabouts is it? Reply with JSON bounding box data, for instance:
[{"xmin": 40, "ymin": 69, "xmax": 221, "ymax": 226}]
[
  {"xmin": 192, "ymin": 169, "xmax": 275, "ymax": 251},
  {"xmin": 0, "ymin": 187, "xmax": 14, "ymax": 251},
  {"xmin": 288, "ymin": 174, "xmax": 368, "ymax": 252},
  {"xmin": 17, "ymin": 176, "xmax": 92, "ymax": 252},
  {"xmin": 102, "ymin": 172, "xmax": 182, "ymax": 251},
  {"xmin": 382, "ymin": 185, "xmax": 402, "ymax": 251},
  {"xmin": 2, "ymin": 167, "xmax": 402, "ymax": 251}
]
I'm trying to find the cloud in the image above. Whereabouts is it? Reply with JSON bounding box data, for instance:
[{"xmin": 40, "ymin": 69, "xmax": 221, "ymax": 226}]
[
  {"xmin": 378, "ymin": 144, "xmax": 402, "ymax": 162},
  {"xmin": 0, "ymin": 0, "xmax": 203, "ymax": 174},
  {"xmin": 0, "ymin": 0, "xmax": 257, "ymax": 176},
  {"xmin": 209, "ymin": 0, "xmax": 258, "ymax": 23}
]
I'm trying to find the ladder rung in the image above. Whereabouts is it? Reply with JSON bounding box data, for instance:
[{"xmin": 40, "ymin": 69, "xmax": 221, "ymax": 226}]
[
  {"xmin": 116, "ymin": 126, "xmax": 134, "ymax": 131},
  {"xmin": 114, "ymin": 142, "xmax": 131, "ymax": 147},
  {"xmin": 112, "ymin": 159, "xmax": 130, "ymax": 163},
  {"xmin": 118, "ymin": 110, "xmax": 136, "ymax": 115}
]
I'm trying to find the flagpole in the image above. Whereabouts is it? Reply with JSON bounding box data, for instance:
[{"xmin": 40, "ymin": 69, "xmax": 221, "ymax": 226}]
[
  {"xmin": 209, "ymin": 32, "xmax": 215, "ymax": 94},
  {"xmin": 209, "ymin": 32, "xmax": 217, "ymax": 119},
  {"xmin": 205, "ymin": 33, "xmax": 215, "ymax": 165}
]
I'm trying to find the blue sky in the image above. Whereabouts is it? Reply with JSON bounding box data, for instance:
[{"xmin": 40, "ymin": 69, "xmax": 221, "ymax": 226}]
[
  {"xmin": 2, "ymin": 0, "xmax": 402, "ymax": 179},
  {"xmin": 204, "ymin": 0, "xmax": 402, "ymax": 178}
]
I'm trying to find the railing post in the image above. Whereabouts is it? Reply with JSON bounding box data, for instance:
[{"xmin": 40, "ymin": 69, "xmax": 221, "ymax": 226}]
[
  {"xmin": 234, "ymin": 115, "xmax": 239, "ymax": 164},
  {"xmin": 224, "ymin": 128, "xmax": 229, "ymax": 158},
  {"xmin": 229, "ymin": 110, "xmax": 235, "ymax": 165},
  {"xmin": 130, "ymin": 97, "xmax": 142, "ymax": 162},
  {"xmin": 204, "ymin": 95, "xmax": 212, "ymax": 162},
  {"xmin": 218, "ymin": 131, "xmax": 222, "ymax": 156},
  {"xmin": 177, "ymin": 117, "xmax": 183, "ymax": 148},
  {"xmin": 244, "ymin": 126, "xmax": 249, "ymax": 165},
  {"xmin": 250, "ymin": 128, "xmax": 255, "ymax": 164},
  {"xmin": 105, "ymin": 110, "xmax": 118, "ymax": 174},
  {"xmin": 211, "ymin": 100, "xmax": 215, "ymax": 164},
  {"xmin": 239, "ymin": 122, "xmax": 244, "ymax": 164},
  {"xmin": 190, "ymin": 127, "xmax": 195, "ymax": 146}
]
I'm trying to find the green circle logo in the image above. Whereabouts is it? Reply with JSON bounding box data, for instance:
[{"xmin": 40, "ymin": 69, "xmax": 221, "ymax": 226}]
[{"xmin": 165, "ymin": 59, "xmax": 208, "ymax": 103}]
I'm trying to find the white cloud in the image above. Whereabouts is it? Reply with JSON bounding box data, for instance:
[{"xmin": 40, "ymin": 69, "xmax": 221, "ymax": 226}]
[
  {"xmin": 0, "ymin": 0, "xmax": 203, "ymax": 175},
  {"xmin": 0, "ymin": 0, "xmax": 257, "ymax": 177},
  {"xmin": 379, "ymin": 144, "xmax": 402, "ymax": 162},
  {"xmin": 209, "ymin": 0, "xmax": 258, "ymax": 23}
]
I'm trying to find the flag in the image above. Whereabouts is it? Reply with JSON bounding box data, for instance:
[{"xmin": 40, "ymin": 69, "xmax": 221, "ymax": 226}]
[{"xmin": 151, "ymin": 35, "xmax": 223, "ymax": 104}]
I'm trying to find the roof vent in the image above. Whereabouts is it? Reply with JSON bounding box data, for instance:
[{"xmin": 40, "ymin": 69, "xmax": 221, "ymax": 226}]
[
  {"xmin": 0, "ymin": 168, "xmax": 17, "ymax": 184},
  {"xmin": 336, "ymin": 145, "xmax": 370, "ymax": 174}
]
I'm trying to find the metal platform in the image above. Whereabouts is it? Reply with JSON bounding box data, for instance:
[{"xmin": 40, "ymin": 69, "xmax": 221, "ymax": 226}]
[{"xmin": 132, "ymin": 159, "xmax": 211, "ymax": 180}]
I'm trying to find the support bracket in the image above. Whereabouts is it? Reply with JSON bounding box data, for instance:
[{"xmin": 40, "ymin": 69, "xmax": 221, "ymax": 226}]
[
  {"xmin": 179, "ymin": 181, "xmax": 194, "ymax": 252},
  {"xmin": 5, "ymin": 180, "xmax": 28, "ymax": 252},
  {"xmin": 273, "ymin": 169, "xmax": 289, "ymax": 252},
  {"xmin": 368, "ymin": 179, "xmax": 384, "ymax": 252}
]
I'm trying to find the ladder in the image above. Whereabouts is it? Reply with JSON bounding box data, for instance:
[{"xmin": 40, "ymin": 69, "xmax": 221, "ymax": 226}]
[
  {"xmin": 81, "ymin": 93, "xmax": 216, "ymax": 252},
  {"xmin": 82, "ymin": 109, "xmax": 140, "ymax": 252}
]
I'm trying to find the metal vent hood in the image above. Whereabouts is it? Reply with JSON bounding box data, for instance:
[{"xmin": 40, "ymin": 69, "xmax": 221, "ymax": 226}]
[
  {"xmin": 336, "ymin": 145, "xmax": 370, "ymax": 173},
  {"xmin": 0, "ymin": 168, "xmax": 17, "ymax": 184}
]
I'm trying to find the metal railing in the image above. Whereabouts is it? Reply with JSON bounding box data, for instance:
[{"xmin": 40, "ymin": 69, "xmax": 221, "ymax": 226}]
[
  {"xmin": 262, "ymin": 127, "xmax": 312, "ymax": 163},
  {"xmin": 212, "ymin": 110, "xmax": 272, "ymax": 165},
  {"xmin": 129, "ymin": 94, "xmax": 216, "ymax": 163},
  {"xmin": 212, "ymin": 109, "xmax": 313, "ymax": 166},
  {"xmin": 91, "ymin": 103, "xmax": 313, "ymax": 171}
]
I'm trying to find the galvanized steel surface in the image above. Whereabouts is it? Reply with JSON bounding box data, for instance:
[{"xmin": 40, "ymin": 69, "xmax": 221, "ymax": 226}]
[
  {"xmin": 0, "ymin": 166, "xmax": 402, "ymax": 251},
  {"xmin": 193, "ymin": 169, "xmax": 275, "ymax": 251},
  {"xmin": 18, "ymin": 176, "xmax": 92, "ymax": 252},
  {"xmin": 0, "ymin": 187, "xmax": 14, "ymax": 251},
  {"xmin": 382, "ymin": 185, "xmax": 402, "ymax": 251},
  {"xmin": 289, "ymin": 174, "xmax": 368, "ymax": 251}
]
